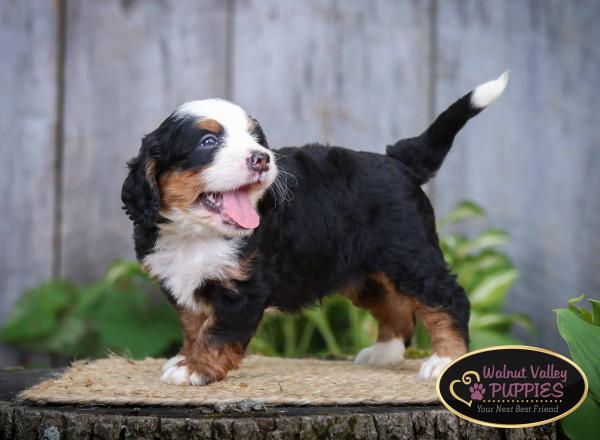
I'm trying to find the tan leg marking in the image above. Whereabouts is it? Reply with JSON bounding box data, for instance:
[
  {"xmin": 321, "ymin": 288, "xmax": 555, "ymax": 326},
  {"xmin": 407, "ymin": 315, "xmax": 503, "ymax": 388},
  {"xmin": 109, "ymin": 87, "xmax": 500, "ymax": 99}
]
[
  {"xmin": 411, "ymin": 302, "xmax": 467, "ymax": 359},
  {"xmin": 343, "ymin": 273, "xmax": 467, "ymax": 374},
  {"xmin": 162, "ymin": 308, "xmax": 243, "ymax": 385},
  {"xmin": 343, "ymin": 274, "xmax": 415, "ymax": 344}
]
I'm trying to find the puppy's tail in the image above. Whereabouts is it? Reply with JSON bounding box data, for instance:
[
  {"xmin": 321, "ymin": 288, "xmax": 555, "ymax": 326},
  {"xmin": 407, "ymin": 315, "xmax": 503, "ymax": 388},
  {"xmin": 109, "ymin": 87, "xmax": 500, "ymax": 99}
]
[{"xmin": 386, "ymin": 71, "xmax": 509, "ymax": 184}]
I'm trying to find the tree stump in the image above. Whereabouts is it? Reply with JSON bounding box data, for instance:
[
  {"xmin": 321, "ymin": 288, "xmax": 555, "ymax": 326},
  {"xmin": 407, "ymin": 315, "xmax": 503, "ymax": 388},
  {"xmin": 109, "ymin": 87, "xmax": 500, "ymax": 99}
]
[{"xmin": 0, "ymin": 369, "xmax": 557, "ymax": 439}]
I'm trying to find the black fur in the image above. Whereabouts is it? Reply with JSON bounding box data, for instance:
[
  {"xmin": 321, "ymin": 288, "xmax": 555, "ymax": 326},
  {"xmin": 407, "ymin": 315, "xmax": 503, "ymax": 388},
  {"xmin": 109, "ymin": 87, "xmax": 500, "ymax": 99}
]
[
  {"xmin": 121, "ymin": 113, "xmax": 225, "ymax": 259},
  {"xmin": 122, "ymin": 90, "xmax": 494, "ymax": 365},
  {"xmin": 387, "ymin": 92, "xmax": 481, "ymax": 184}
]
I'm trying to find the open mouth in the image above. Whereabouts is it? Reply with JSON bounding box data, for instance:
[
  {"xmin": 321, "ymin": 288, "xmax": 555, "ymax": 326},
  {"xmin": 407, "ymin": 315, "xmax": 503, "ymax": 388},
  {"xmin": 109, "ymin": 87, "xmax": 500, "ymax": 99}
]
[{"xmin": 199, "ymin": 185, "xmax": 260, "ymax": 229}]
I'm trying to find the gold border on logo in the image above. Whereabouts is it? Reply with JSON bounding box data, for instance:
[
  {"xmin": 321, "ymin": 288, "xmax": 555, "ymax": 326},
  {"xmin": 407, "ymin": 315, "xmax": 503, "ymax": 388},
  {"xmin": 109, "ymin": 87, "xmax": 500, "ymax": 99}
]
[{"xmin": 435, "ymin": 345, "xmax": 590, "ymax": 429}]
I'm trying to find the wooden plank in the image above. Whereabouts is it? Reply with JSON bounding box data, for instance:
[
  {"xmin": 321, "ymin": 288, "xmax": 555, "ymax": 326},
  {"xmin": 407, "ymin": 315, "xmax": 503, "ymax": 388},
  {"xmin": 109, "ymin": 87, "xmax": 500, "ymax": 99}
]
[
  {"xmin": 431, "ymin": 0, "xmax": 600, "ymax": 350},
  {"xmin": 60, "ymin": 0, "xmax": 230, "ymax": 281},
  {"xmin": 231, "ymin": 0, "xmax": 433, "ymax": 153},
  {"xmin": 0, "ymin": 0, "xmax": 58, "ymax": 365}
]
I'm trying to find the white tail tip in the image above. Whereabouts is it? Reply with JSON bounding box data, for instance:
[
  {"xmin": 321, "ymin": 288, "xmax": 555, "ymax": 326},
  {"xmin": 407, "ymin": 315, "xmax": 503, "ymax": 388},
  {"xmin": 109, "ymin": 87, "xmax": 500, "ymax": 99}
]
[{"xmin": 471, "ymin": 71, "xmax": 509, "ymax": 108}]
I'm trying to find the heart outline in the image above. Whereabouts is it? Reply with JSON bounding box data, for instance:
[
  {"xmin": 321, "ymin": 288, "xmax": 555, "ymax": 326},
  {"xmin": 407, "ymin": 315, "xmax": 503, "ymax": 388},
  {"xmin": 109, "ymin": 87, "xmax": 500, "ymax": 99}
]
[{"xmin": 449, "ymin": 370, "xmax": 481, "ymax": 407}]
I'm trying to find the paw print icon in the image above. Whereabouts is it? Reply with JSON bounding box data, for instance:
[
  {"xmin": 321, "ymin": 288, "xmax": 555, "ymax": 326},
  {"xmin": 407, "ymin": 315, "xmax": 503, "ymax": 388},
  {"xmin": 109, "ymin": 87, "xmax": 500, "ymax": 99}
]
[{"xmin": 470, "ymin": 383, "xmax": 486, "ymax": 401}]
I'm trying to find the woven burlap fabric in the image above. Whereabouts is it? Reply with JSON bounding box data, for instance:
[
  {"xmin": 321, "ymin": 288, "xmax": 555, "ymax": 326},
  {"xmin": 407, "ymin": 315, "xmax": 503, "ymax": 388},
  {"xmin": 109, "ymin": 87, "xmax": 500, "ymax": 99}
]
[{"xmin": 19, "ymin": 355, "xmax": 438, "ymax": 406}]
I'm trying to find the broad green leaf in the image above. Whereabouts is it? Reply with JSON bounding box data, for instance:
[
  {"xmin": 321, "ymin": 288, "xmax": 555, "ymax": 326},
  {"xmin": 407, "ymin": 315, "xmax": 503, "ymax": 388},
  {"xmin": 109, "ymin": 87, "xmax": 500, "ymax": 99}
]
[
  {"xmin": 42, "ymin": 314, "xmax": 88, "ymax": 356},
  {"xmin": 72, "ymin": 281, "xmax": 109, "ymax": 315},
  {"xmin": 94, "ymin": 291, "xmax": 178, "ymax": 358},
  {"xmin": 469, "ymin": 329, "xmax": 521, "ymax": 350},
  {"xmin": 437, "ymin": 201, "xmax": 485, "ymax": 229},
  {"xmin": 440, "ymin": 234, "xmax": 464, "ymax": 252},
  {"xmin": 469, "ymin": 312, "xmax": 534, "ymax": 333},
  {"xmin": 473, "ymin": 251, "xmax": 512, "ymax": 271},
  {"xmin": 453, "ymin": 251, "xmax": 513, "ymax": 292},
  {"xmin": 568, "ymin": 295, "xmax": 593, "ymax": 323},
  {"xmin": 105, "ymin": 259, "xmax": 148, "ymax": 284},
  {"xmin": 0, "ymin": 281, "xmax": 76, "ymax": 342},
  {"xmin": 455, "ymin": 229, "xmax": 508, "ymax": 258},
  {"xmin": 560, "ymin": 396, "xmax": 600, "ymax": 440},
  {"xmin": 589, "ymin": 299, "xmax": 600, "ymax": 326},
  {"xmin": 468, "ymin": 269, "xmax": 518, "ymax": 311},
  {"xmin": 556, "ymin": 308, "xmax": 600, "ymax": 405}
]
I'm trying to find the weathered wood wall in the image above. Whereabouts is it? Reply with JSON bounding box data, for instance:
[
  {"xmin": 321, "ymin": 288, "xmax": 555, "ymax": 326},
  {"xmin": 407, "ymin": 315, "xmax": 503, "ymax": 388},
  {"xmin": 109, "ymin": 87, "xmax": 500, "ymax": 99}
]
[
  {"xmin": 0, "ymin": 0, "xmax": 59, "ymax": 365},
  {"xmin": 1, "ymin": 0, "xmax": 599, "ymax": 364}
]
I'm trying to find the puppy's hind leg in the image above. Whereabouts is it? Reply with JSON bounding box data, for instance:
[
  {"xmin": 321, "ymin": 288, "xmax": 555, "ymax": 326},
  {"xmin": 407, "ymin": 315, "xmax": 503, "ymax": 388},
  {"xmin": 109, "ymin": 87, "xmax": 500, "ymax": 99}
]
[
  {"xmin": 413, "ymin": 273, "xmax": 470, "ymax": 381},
  {"xmin": 344, "ymin": 274, "xmax": 416, "ymax": 366}
]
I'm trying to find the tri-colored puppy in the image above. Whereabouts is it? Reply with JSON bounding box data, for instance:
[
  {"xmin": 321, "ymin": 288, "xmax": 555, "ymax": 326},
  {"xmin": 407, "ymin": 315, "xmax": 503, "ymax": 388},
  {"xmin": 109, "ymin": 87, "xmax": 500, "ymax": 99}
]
[{"xmin": 121, "ymin": 73, "xmax": 508, "ymax": 385}]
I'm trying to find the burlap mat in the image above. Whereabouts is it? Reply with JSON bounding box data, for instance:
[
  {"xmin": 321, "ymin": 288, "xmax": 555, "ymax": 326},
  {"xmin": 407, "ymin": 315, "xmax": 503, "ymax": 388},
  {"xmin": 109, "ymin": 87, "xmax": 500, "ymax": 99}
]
[{"xmin": 19, "ymin": 355, "xmax": 438, "ymax": 407}]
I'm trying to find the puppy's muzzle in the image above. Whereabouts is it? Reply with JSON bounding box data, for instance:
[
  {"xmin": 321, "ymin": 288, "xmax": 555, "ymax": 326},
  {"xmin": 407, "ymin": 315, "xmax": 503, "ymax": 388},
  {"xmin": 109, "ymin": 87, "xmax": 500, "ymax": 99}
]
[{"xmin": 247, "ymin": 151, "xmax": 270, "ymax": 173}]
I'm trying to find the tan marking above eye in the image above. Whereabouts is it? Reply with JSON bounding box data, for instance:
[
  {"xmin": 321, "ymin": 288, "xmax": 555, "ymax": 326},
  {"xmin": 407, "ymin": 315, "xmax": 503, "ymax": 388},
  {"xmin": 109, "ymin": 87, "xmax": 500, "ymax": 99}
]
[{"xmin": 196, "ymin": 118, "xmax": 224, "ymax": 133}]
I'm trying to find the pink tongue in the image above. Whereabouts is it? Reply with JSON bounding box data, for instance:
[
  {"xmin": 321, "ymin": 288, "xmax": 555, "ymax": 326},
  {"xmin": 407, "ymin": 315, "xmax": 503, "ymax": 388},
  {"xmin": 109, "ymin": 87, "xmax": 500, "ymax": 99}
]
[{"xmin": 222, "ymin": 191, "xmax": 260, "ymax": 229}]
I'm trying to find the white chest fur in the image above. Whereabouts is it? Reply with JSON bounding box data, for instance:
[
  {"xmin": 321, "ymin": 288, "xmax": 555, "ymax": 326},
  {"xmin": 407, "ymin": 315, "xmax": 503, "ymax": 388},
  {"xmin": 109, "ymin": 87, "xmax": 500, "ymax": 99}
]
[{"xmin": 143, "ymin": 232, "xmax": 241, "ymax": 312}]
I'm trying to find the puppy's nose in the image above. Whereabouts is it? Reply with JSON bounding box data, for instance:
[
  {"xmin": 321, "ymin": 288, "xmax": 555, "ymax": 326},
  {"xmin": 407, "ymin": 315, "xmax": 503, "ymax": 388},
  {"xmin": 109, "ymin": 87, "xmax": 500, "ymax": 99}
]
[{"xmin": 247, "ymin": 151, "xmax": 270, "ymax": 173}]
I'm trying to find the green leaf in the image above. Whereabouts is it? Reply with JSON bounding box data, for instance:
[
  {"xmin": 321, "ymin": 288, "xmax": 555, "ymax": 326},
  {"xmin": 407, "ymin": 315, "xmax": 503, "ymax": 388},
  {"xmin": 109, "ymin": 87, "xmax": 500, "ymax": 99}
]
[
  {"xmin": 556, "ymin": 308, "xmax": 600, "ymax": 405},
  {"xmin": 560, "ymin": 396, "xmax": 600, "ymax": 440},
  {"xmin": 94, "ymin": 291, "xmax": 179, "ymax": 358},
  {"xmin": 469, "ymin": 312, "xmax": 534, "ymax": 334},
  {"xmin": 72, "ymin": 281, "xmax": 109, "ymax": 315},
  {"xmin": 455, "ymin": 229, "xmax": 508, "ymax": 258},
  {"xmin": 411, "ymin": 319, "xmax": 432, "ymax": 350},
  {"xmin": 453, "ymin": 251, "xmax": 512, "ymax": 292},
  {"xmin": 302, "ymin": 307, "xmax": 341, "ymax": 355},
  {"xmin": 0, "ymin": 281, "xmax": 76, "ymax": 343},
  {"xmin": 468, "ymin": 269, "xmax": 519, "ymax": 311},
  {"xmin": 589, "ymin": 299, "xmax": 600, "ymax": 327},
  {"xmin": 437, "ymin": 200, "xmax": 485, "ymax": 229},
  {"xmin": 42, "ymin": 314, "xmax": 88, "ymax": 356},
  {"xmin": 282, "ymin": 315, "xmax": 298, "ymax": 357},
  {"xmin": 568, "ymin": 295, "xmax": 593, "ymax": 324},
  {"xmin": 105, "ymin": 259, "xmax": 148, "ymax": 284},
  {"xmin": 469, "ymin": 329, "xmax": 521, "ymax": 351},
  {"xmin": 297, "ymin": 321, "xmax": 317, "ymax": 356}
]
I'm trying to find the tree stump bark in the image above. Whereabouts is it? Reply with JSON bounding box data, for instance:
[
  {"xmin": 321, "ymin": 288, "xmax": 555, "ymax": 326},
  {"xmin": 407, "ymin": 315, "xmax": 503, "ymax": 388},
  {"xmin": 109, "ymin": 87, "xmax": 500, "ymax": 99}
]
[{"xmin": 0, "ymin": 369, "xmax": 557, "ymax": 439}]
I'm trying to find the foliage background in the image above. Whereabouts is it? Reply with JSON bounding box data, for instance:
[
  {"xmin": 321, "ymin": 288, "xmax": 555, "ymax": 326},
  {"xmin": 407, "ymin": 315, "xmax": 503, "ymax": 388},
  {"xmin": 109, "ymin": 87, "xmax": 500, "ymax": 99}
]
[{"xmin": 0, "ymin": 201, "xmax": 535, "ymax": 365}]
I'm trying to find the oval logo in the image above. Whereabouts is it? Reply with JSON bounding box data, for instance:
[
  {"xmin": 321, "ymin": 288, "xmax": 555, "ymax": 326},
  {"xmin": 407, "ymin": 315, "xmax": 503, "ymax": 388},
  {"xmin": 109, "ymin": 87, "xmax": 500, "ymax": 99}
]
[{"xmin": 436, "ymin": 345, "xmax": 588, "ymax": 428}]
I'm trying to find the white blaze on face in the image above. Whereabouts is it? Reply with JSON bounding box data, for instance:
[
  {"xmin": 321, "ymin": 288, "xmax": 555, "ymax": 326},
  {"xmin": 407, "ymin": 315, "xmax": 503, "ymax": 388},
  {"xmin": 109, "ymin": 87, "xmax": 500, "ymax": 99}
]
[
  {"xmin": 175, "ymin": 99, "xmax": 277, "ymax": 192},
  {"xmin": 171, "ymin": 99, "xmax": 278, "ymax": 237}
]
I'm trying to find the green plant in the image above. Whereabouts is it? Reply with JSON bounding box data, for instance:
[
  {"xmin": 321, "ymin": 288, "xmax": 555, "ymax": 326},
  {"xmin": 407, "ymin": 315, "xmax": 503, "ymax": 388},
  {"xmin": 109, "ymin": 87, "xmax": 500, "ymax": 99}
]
[
  {"xmin": 0, "ymin": 201, "xmax": 532, "ymax": 363},
  {"xmin": 556, "ymin": 296, "xmax": 600, "ymax": 439},
  {"xmin": 249, "ymin": 295, "xmax": 378, "ymax": 358},
  {"xmin": 0, "ymin": 260, "xmax": 181, "ymax": 360},
  {"xmin": 432, "ymin": 201, "xmax": 534, "ymax": 351}
]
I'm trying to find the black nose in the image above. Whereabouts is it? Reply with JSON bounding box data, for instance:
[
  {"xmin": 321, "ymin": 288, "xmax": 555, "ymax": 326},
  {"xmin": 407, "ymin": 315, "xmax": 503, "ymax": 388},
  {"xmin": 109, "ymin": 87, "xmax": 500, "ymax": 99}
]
[{"xmin": 247, "ymin": 151, "xmax": 270, "ymax": 173}]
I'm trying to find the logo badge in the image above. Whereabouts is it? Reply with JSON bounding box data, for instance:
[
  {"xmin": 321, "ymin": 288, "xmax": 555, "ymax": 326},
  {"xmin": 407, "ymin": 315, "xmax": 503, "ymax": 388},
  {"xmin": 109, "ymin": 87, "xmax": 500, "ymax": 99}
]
[{"xmin": 436, "ymin": 345, "xmax": 588, "ymax": 428}]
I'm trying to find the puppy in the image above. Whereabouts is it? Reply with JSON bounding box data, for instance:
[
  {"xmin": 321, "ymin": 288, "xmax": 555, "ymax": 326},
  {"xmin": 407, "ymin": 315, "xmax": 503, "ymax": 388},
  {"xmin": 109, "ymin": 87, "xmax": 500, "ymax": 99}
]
[{"xmin": 121, "ymin": 73, "xmax": 508, "ymax": 385}]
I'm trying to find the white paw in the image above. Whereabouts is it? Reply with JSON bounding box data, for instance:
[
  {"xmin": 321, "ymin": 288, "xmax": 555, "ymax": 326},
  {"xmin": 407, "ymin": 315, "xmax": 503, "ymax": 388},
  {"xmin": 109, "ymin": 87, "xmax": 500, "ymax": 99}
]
[
  {"xmin": 354, "ymin": 339, "xmax": 405, "ymax": 366},
  {"xmin": 160, "ymin": 364, "xmax": 209, "ymax": 386},
  {"xmin": 418, "ymin": 353, "xmax": 452, "ymax": 380},
  {"xmin": 162, "ymin": 354, "xmax": 186, "ymax": 372}
]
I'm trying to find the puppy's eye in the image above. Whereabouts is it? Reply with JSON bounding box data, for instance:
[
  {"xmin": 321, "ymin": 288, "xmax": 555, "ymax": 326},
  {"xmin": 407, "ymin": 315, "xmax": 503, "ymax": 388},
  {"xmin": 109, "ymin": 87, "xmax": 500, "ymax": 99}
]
[{"xmin": 199, "ymin": 135, "xmax": 219, "ymax": 148}]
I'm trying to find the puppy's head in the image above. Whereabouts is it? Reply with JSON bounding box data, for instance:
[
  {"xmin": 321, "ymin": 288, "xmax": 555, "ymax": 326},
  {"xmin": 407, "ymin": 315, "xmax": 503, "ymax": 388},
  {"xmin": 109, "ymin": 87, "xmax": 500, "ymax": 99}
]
[{"xmin": 121, "ymin": 99, "xmax": 276, "ymax": 237}]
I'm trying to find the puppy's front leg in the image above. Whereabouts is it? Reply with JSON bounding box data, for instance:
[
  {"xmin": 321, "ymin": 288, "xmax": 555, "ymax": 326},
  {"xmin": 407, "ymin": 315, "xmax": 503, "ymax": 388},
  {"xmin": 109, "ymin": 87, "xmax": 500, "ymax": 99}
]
[{"xmin": 161, "ymin": 287, "xmax": 265, "ymax": 386}]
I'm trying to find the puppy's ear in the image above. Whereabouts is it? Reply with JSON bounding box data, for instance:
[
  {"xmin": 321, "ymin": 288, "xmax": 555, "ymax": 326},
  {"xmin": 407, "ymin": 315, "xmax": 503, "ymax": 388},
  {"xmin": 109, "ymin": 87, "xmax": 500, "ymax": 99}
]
[
  {"xmin": 121, "ymin": 135, "xmax": 160, "ymax": 228},
  {"xmin": 250, "ymin": 117, "xmax": 269, "ymax": 149}
]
